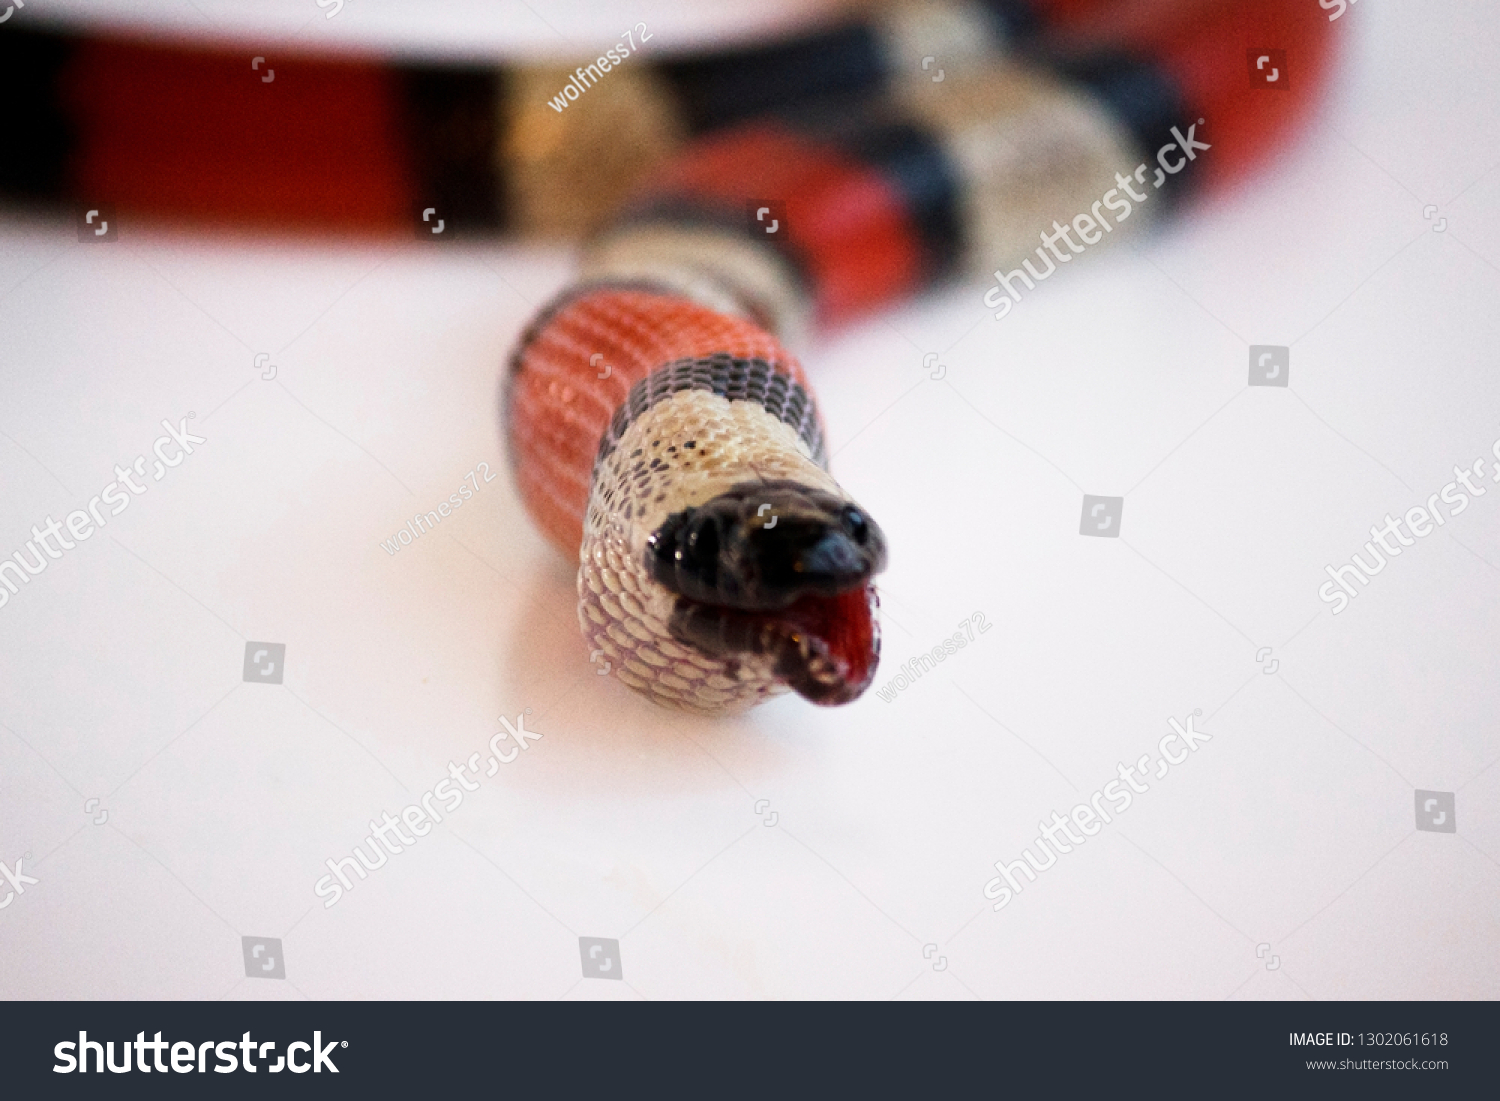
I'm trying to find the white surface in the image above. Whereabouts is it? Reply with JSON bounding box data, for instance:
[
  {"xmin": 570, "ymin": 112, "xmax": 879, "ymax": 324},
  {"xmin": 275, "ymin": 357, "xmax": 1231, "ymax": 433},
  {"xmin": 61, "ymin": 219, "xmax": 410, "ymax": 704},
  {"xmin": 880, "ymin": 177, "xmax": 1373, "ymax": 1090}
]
[
  {"xmin": 2, "ymin": 1, "xmax": 1499, "ymax": 1000},
  {"xmin": 20, "ymin": 0, "xmax": 842, "ymax": 59}
]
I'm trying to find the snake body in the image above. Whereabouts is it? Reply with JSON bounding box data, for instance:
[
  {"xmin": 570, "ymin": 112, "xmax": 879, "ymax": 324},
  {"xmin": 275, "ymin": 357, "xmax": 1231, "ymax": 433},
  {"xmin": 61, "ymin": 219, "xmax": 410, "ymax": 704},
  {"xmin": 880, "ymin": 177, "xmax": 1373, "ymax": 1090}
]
[
  {"xmin": 0, "ymin": 5, "xmax": 1331, "ymax": 714},
  {"xmin": 508, "ymin": 68, "xmax": 1155, "ymax": 714},
  {"xmin": 505, "ymin": 0, "xmax": 1333, "ymax": 715}
]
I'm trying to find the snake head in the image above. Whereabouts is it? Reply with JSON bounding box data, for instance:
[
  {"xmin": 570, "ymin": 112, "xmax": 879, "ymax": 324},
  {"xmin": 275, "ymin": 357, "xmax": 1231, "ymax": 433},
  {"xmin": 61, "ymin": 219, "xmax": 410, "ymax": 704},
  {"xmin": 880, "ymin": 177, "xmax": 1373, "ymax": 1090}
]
[{"xmin": 646, "ymin": 480, "xmax": 887, "ymax": 704}]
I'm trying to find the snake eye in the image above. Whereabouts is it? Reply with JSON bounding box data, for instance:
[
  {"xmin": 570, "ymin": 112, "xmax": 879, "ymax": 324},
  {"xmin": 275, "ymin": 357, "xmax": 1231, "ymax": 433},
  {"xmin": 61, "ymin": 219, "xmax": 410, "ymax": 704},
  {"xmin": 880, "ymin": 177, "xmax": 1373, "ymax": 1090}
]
[
  {"xmin": 843, "ymin": 507, "xmax": 869, "ymax": 546},
  {"xmin": 647, "ymin": 506, "xmax": 736, "ymax": 604}
]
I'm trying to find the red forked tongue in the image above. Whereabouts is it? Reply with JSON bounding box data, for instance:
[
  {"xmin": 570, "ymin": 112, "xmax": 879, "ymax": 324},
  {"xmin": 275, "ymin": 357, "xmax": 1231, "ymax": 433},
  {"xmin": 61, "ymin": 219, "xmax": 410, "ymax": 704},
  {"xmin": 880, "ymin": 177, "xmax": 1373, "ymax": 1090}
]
[{"xmin": 780, "ymin": 585, "xmax": 881, "ymax": 702}]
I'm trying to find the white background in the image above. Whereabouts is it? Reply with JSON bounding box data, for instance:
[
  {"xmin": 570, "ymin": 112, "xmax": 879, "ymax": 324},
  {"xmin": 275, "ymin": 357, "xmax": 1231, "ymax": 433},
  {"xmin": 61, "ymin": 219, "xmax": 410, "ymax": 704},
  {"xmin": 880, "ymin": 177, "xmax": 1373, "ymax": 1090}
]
[{"xmin": 1, "ymin": 0, "xmax": 1498, "ymax": 999}]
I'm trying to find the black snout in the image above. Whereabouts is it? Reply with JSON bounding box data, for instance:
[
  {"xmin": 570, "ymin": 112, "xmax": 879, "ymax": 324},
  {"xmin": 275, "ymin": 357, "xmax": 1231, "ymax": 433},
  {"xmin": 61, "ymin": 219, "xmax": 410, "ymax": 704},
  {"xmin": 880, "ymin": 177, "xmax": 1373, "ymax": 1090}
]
[{"xmin": 646, "ymin": 480, "xmax": 887, "ymax": 611}]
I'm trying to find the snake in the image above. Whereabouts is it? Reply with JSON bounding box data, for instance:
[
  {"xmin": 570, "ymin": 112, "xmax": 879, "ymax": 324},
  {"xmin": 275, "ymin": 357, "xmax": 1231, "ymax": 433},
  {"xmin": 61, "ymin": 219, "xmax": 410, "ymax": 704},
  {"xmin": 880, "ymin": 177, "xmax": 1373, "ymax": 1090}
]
[
  {"xmin": 1, "ymin": 1, "xmax": 1333, "ymax": 714},
  {"xmin": 504, "ymin": 0, "xmax": 1334, "ymax": 715}
]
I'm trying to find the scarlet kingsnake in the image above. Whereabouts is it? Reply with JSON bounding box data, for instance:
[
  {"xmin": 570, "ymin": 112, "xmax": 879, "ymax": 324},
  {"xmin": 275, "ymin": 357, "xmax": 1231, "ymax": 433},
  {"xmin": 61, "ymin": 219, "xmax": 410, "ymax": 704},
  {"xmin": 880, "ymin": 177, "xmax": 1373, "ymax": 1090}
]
[
  {"xmin": 505, "ymin": 0, "xmax": 1335, "ymax": 714},
  {"xmin": 3, "ymin": 1, "xmax": 1336, "ymax": 713}
]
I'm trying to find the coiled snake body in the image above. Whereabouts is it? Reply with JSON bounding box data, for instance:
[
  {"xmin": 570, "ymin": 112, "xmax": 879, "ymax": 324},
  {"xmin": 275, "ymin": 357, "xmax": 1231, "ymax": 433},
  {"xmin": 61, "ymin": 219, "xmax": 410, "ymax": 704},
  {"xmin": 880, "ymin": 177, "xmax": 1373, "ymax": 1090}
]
[
  {"xmin": 504, "ymin": 0, "xmax": 1331, "ymax": 716},
  {"xmin": 0, "ymin": 2, "xmax": 1331, "ymax": 714}
]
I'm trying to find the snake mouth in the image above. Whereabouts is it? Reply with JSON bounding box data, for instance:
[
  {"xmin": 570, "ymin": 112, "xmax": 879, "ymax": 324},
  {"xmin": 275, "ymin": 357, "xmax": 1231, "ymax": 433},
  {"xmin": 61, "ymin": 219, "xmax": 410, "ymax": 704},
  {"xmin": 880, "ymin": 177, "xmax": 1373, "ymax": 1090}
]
[
  {"xmin": 650, "ymin": 480, "xmax": 886, "ymax": 705},
  {"xmin": 666, "ymin": 582, "xmax": 882, "ymax": 706},
  {"xmin": 764, "ymin": 584, "xmax": 882, "ymax": 705}
]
